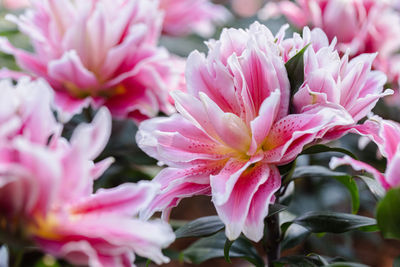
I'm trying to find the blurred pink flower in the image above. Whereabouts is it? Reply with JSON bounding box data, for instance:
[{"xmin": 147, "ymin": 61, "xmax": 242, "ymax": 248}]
[
  {"xmin": 259, "ymin": 0, "xmax": 400, "ymax": 86},
  {"xmin": 0, "ymin": 0, "xmax": 181, "ymax": 123},
  {"xmin": 330, "ymin": 116, "xmax": 400, "ymax": 190},
  {"xmin": 231, "ymin": 0, "xmax": 263, "ymax": 18},
  {"xmin": 137, "ymin": 22, "xmax": 357, "ymax": 242},
  {"xmin": 260, "ymin": 0, "xmax": 400, "ymax": 56},
  {"xmin": 0, "ymin": 79, "xmax": 174, "ymax": 266},
  {"xmin": 2, "ymin": 0, "xmax": 30, "ymax": 9},
  {"xmin": 159, "ymin": 0, "xmax": 230, "ymax": 36}
]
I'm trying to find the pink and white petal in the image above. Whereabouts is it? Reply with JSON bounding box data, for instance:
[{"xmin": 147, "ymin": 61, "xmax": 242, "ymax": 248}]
[
  {"xmin": 264, "ymin": 105, "xmax": 354, "ymax": 163},
  {"xmin": 185, "ymin": 51, "xmax": 239, "ymax": 114},
  {"xmin": 70, "ymin": 107, "xmax": 112, "ymax": 160},
  {"xmin": 90, "ymin": 157, "xmax": 115, "ymax": 180},
  {"xmin": 329, "ymin": 156, "xmax": 390, "ymax": 190},
  {"xmin": 235, "ymin": 45, "xmax": 289, "ymax": 119},
  {"xmin": 171, "ymin": 90, "xmax": 222, "ymax": 142},
  {"xmin": 137, "ymin": 114, "xmax": 229, "ymax": 167},
  {"xmin": 0, "ymin": 37, "xmax": 48, "ymax": 77},
  {"xmin": 199, "ymin": 92, "xmax": 251, "ymax": 152},
  {"xmin": 385, "ymin": 150, "xmax": 400, "ymax": 188},
  {"xmin": 249, "ymin": 89, "xmax": 281, "ymax": 155},
  {"xmin": 70, "ymin": 181, "xmax": 160, "ymax": 216},
  {"xmin": 243, "ymin": 165, "xmax": 281, "ymax": 241},
  {"xmin": 140, "ymin": 171, "xmax": 211, "ymax": 219},
  {"xmin": 259, "ymin": 2, "xmax": 308, "ymax": 28},
  {"xmin": 214, "ymin": 161, "xmax": 272, "ymax": 241},
  {"xmin": 348, "ymin": 88, "xmax": 393, "ymax": 122},
  {"xmin": 12, "ymin": 139, "xmax": 62, "ymax": 215},
  {"xmin": 48, "ymin": 51, "xmax": 99, "ymax": 90},
  {"xmin": 54, "ymin": 91, "xmax": 92, "ymax": 123},
  {"xmin": 210, "ymin": 157, "xmax": 262, "ymax": 206}
]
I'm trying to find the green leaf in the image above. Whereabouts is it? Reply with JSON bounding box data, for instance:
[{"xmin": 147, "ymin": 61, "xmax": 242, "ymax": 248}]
[
  {"xmin": 357, "ymin": 175, "xmax": 386, "ymax": 200},
  {"xmin": 281, "ymin": 224, "xmax": 310, "ymax": 251},
  {"xmin": 301, "ymin": 144, "xmax": 358, "ymax": 160},
  {"xmin": 293, "ymin": 211, "xmax": 377, "ymax": 233},
  {"xmin": 285, "ymin": 44, "xmax": 310, "ymax": 97},
  {"xmin": 292, "ymin": 166, "xmax": 360, "ymax": 214},
  {"xmin": 175, "ymin": 216, "xmax": 224, "ymax": 238},
  {"xmin": 182, "ymin": 231, "xmax": 264, "ymax": 266},
  {"xmin": 274, "ymin": 255, "xmax": 320, "ymax": 267},
  {"xmin": 376, "ymin": 187, "xmax": 400, "ymax": 240},
  {"xmin": 268, "ymin": 204, "xmax": 288, "ymax": 218}
]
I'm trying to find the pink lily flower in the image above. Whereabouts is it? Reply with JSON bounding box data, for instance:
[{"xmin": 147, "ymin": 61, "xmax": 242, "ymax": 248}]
[
  {"xmin": 0, "ymin": 0, "xmax": 181, "ymax": 123},
  {"xmin": 287, "ymin": 28, "xmax": 393, "ymax": 140},
  {"xmin": 137, "ymin": 22, "xmax": 361, "ymax": 242},
  {"xmin": 0, "ymin": 78, "xmax": 174, "ymax": 266},
  {"xmin": 2, "ymin": 0, "xmax": 30, "ymax": 9},
  {"xmin": 159, "ymin": 0, "xmax": 230, "ymax": 37},
  {"xmin": 330, "ymin": 116, "xmax": 400, "ymax": 190},
  {"xmin": 259, "ymin": 0, "xmax": 400, "ymax": 87}
]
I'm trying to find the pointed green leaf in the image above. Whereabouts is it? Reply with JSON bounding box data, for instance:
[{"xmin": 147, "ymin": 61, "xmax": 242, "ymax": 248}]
[
  {"xmin": 285, "ymin": 44, "xmax": 310, "ymax": 97},
  {"xmin": 291, "ymin": 166, "xmax": 360, "ymax": 214},
  {"xmin": 376, "ymin": 187, "xmax": 400, "ymax": 240},
  {"xmin": 175, "ymin": 216, "xmax": 224, "ymax": 238},
  {"xmin": 293, "ymin": 211, "xmax": 377, "ymax": 233},
  {"xmin": 301, "ymin": 144, "xmax": 358, "ymax": 160},
  {"xmin": 182, "ymin": 232, "xmax": 264, "ymax": 266}
]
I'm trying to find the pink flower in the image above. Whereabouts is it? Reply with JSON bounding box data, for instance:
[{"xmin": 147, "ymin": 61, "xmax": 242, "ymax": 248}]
[
  {"xmin": 137, "ymin": 22, "xmax": 358, "ymax": 242},
  {"xmin": 0, "ymin": 79, "xmax": 174, "ymax": 266},
  {"xmin": 2, "ymin": 0, "xmax": 30, "ymax": 9},
  {"xmin": 259, "ymin": 0, "xmax": 400, "ymax": 59},
  {"xmin": 0, "ymin": 0, "xmax": 181, "ymax": 123},
  {"xmin": 231, "ymin": 0, "xmax": 263, "ymax": 18},
  {"xmin": 330, "ymin": 116, "xmax": 400, "ymax": 190},
  {"xmin": 159, "ymin": 0, "xmax": 230, "ymax": 37},
  {"xmin": 288, "ymin": 28, "xmax": 392, "ymax": 140}
]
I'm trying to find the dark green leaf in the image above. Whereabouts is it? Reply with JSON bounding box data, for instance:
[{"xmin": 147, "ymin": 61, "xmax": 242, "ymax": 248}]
[
  {"xmin": 268, "ymin": 204, "xmax": 288, "ymax": 218},
  {"xmin": 357, "ymin": 175, "xmax": 386, "ymax": 200},
  {"xmin": 274, "ymin": 255, "xmax": 320, "ymax": 267},
  {"xmin": 281, "ymin": 224, "xmax": 311, "ymax": 251},
  {"xmin": 182, "ymin": 231, "xmax": 264, "ymax": 266},
  {"xmin": 285, "ymin": 44, "xmax": 310, "ymax": 97},
  {"xmin": 292, "ymin": 166, "xmax": 360, "ymax": 214},
  {"xmin": 293, "ymin": 211, "xmax": 377, "ymax": 233},
  {"xmin": 175, "ymin": 216, "xmax": 224, "ymax": 238},
  {"xmin": 301, "ymin": 144, "xmax": 358, "ymax": 160},
  {"xmin": 377, "ymin": 187, "xmax": 400, "ymax": 240}
]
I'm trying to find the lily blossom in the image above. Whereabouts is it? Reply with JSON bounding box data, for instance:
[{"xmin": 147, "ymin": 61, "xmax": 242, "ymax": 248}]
[
  {"xmin": 159, "ymin": 0, "xmax": 230, "ymax": 37},
  {"xmin": 330, "ymin": 116, "xmax": 400, "ymax": 190},
  {"xmin": 137, "ymin": 22, "xmax": 359, "ymax": 242},
  {"xmin": 0, "ymin": 0, "xmax": 181, "ymax": 123},
  {"xmin": 0, "ymin": 78, "xmax": 174, "ymax": 267}
]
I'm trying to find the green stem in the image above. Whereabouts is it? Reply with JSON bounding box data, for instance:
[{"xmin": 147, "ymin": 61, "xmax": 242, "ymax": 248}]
[{"xmin": 265, "ymin": 195, "xmax": 281, "ymax": 266}]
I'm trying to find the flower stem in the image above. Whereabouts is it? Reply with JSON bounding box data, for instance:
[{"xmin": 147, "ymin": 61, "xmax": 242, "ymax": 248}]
[{"xmin": 265, "ymin": 197, "xmax": 281, "ymax": 265}]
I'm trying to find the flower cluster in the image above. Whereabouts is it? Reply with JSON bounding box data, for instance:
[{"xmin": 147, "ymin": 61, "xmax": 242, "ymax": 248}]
[
  {"xmin": 260, "ymin": 0, "xmax": 400, "ymax": 87},
  {"xmin": 136, "ymin": 22, "xmax": 389, "ymax": 241},
  {"xmin": 159, "ymin": 0, "xmax": 230, "ymax": 36},
  {"xmin": 0, "ymin": 78, "xmax": 174, "ymax": 267},
  {"xmin": 0, "ymin": 0, "xmax": 180, "ymax": 122}
]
